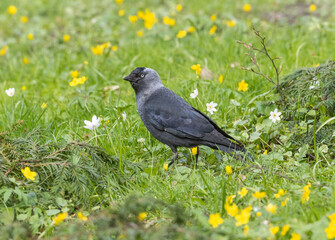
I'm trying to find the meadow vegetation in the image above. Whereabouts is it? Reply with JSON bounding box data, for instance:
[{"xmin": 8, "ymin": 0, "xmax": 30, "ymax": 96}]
[{"xmin": 1, "ymin": 0, "xmax": 335, "ymax": 239}]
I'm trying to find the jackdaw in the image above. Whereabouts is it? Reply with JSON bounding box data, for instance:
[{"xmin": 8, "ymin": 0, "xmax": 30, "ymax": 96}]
[{"xmin": 123, "ymin": 67, "xmax": 248, "ymax": 166}]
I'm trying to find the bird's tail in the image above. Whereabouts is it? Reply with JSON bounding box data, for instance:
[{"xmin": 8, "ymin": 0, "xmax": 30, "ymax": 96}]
[{"xmin": 217, "ymin": 143, "xmax": 254, "ymax": 161}]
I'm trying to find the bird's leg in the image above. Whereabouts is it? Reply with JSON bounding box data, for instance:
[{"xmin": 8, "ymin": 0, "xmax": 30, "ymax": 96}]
[
  {"xmin": 168, "ymin": 146, "xmax": 178, "ymax": 167},
  {"xmin": 195, "ymin": 147, "xmax": 199, "ymax": 168}
]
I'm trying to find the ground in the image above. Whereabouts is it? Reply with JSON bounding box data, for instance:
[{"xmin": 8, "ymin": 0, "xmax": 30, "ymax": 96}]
[{"xmin": 1, "ymin": 0, "xmax": 335, "ymax": 239}]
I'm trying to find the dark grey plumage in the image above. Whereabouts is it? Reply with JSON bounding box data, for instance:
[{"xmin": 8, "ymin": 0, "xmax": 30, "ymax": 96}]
[{"xmin": 123, "ymin": 67, "xmax": 248, "ymax": 166}]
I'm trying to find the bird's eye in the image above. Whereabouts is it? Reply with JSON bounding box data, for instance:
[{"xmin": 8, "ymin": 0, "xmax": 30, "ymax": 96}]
[{"xmin": 141, "ymin": 74, "xmax": 144, "ymax": 78}]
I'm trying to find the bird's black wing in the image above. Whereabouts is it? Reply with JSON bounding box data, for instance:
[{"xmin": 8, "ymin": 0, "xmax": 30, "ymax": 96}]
[{"xmin": 144, "ymin": 88, "xmax": 216, "ymax": 140}]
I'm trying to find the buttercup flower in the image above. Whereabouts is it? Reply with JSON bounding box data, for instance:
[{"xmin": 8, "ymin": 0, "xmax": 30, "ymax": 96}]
[
  {"xmin": 274, "ymin": 189, "xmax": 286, "ymax": 198},
  {"xmin": 263, "ymin": 150, "xmax": 268, "ymax": 155},
  {"xmin": 188, "ymin": 26, "xmax": 195, "ymax": 33},
  {"xmin": 84, "ymin": 115, "xmax": 101, "ymax": 130},
  {"xmin": 208, "ymin": 213, "xmax": 224, "ymax": 228},
  {"xmin": 243, "ymin": 225, "xmax": 249, "ymax": 236},
  {"xmin": 209, "ymin": 25, "xmax": 217, "ymax": 35},
  {"xmin": 70, "ymin": 76, "xmax": 88, "ymax": 86},
  {"xmin": 115, "ymin": 0, "xmax": 123, "ymax": 5},
  {"xmin": 281, "ymin": 198, "xmax": 289, "ymax": 207},
  {"xmin": 23, "ymin": 57, "xmax": 29, "ymax": 64},
  {"xmin": 71, "ymin": 70, "xmax": 79, "ymax": 78},
  {"xmin": 63, "ymin": 34, "xmax": 70, "ymax": 42},
  {"xmin": 238, "ymin": 187, "xmax": 248, "ymax": 198},
  {"xmin": 163, "ymin": 163, "xmax": 168, "ymax": 170},
  {"xmin": 252, "ymin": 191, "xmax": 266, "ymax": 199},
  {"xmin": 137, "ymin": 30, "xmax": 144, "ymax": 37},
  {"xmin": 238, "ymin": 80, "xmax": 248, "ymax": 91},
  {"xmin": 5, "ymin": 88, "xmax": 15, "ymax": 97},
  {"xmin": 266, "ymin": 203, "xmax": 277, "ymax": 214},
  {"xmin": 22, "ymin": 86, "xmax": 27, "ymax": 91},
  {"xmin": 138, "ymin": 212, "xmax": 147, "ymax": 221},
  {"xmin": 177, "ymin": 30, "xmax": 187, "ymax": 38},
  {"xmin": 270, "ymin": 226, "xmax": 280, "ymax": 235},
  {"xmin": 129, "ymin": 15, "xmax": 138, "ymax": 23},
  {"xmin": 21, "ymin": 167, "xmax": 37, "ymax": 180},
  {"xmin": 301, "ymin": 183, "xmax": 311, "ymax": 204},
  {"xmin": 0, "ymin": 46, "xmax": 8, "ymax": 56},
  {"xmin": 190, "ymin": 89, "xmax": 198, "ymax": 99},
  {"xmin": 163, "ymin": 17, "xmax": 176, "ymax": 26},
  {"xmin": 225, "ymin": 202, "xmax": 239, "ymax": 217},
  {"xmin": 21, "ymin": 16, "xmax": 28, "ymax": 23},
  {"xmin": 142, "ymin": 9, "xmax": 157, "ymax": 30},
  {"xmin": 227, "ymin": 20, "xmax": 236, "ymax": 27},
  {"xmin": 41, "ymin": 103, "xmax": 47, "ymax": 109},
  {"xmin": 243, "ymin": 4, "xmax": 252, "ymax": 12},
  {"xmin": 290, "ymin": 232, "xmax": 301, "ymax": 240},
  {"xmin": 211, "ymin": 14, "xmax": 217, "ymax": 22},
  {"xmin": 78, "ymin": 212, "xmax": 88, "ymax": 221},
  {"xmin": 27, "ymin": 33, "xmax": 34, "ymax": 40},
  {"xmin": 8, "ymin": 6, "xmax": 17, "ymax": 15},
  {"xmin": 309, "ymin": 4, "xmax": 316, "ymax": 12},
  {"xmin": 269, "ymin": 109, "xmax": 281, "ymax": 123},
  {"xmin": 176, "ymin": 4, "xmax": 183, "ymax": 12},
  {"xmin": 219, "ymin": 75, "xmax": 223, "ymax": 83},
  {"xmin": 235, "ymin": 206, "xmax": 252, "ymax": 226},
  {"xmin": 281, "ymin": 224, "xmax": 290, "ymax": 236},
  {"xmin": 191, "ymin": 147, "xmax": 197, "ymax": 155},
  {"xmin": 191, "ymin": 64, "xmax": 201, "ymax": 75},
  {"xmin": 225, "ymin": 165, "xmax": 232, "ymax": 175},
  {"xmin": 52, "ymin": 212, "xmax": 68, "ymax": 225},
  {"xmin": 118, "ymin": 9, "xmax": 125, "ymax": 16},
  {"xmin": 206, "ymin": 101, "xmax": 217, "ymax": 115}
]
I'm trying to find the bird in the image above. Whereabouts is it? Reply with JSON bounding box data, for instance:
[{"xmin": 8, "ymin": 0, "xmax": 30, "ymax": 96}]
[{"xmin": 123, "ymin": 67, "xmax": 249, "ymax": 167}]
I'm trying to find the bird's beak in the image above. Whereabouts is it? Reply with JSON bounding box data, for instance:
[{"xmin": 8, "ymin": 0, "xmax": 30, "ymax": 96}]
[{"xmin": 123, "ymin": 75, "xmax": 131, "ymax": 81}]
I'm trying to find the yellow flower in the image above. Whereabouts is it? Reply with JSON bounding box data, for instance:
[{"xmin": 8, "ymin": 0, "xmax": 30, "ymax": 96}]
[
  {"xmin": 21, "ymin": 16, "xmax": 29, "ymax": 23},
  {"xmin": 309, "ymin": 4, "xmax": 316, "ymax": 12},
  {"xmin": 274, "ymin": 189, "xmax": 286, "ymax": 198},
  {"xmin": 41, "ymin": 103, "xmax": 47, "ymax": 109},
  {"xmin": 225, "ymin": 165, "xmax": 232, "ymax": 175},
  {"xmin": 243, "ymin": 4, "xmax": 252, "ymax": 12},
  {"xmin": 142, "ymin": 9, "xmax": 157, "ymax": 30},
  {"xmin": 163, "ymin": 163, "xmax": 168, "ymax": 170},
  {"xmin": 8, "ymin": 6, "xmax": 17, "ymax": 15},
  {"xmin": 22, "ymin": 86, "xmax": 27, "ymax": 91},
  {"xmin": 23, "ymin": 57, "xmax": 29, "ymax": 64},
  {"xmin": 137, "ymin": 10, "xmax": 145, "ymax": 19},
  {"xmin": 225, "ymin": 203, "xmax": 239, "ymax": 217},
  {"xmin": 325, "ymin": 222, "xmax": 335, "ymax": 239},
  {"xmin": 328, "ymin": 213, "xmax": 335, "ymax": 222},
  {"xmin": 78, "ymin": 212, "xmax": 88, "ymax": 221},
  {"xmin": 218, "ymin": 75, "xmax": 223, "ymax": 83},
  {"xmin": 77, "ymin": 76, "xmax": 88, "ymax": 84},
  {"xmin": 0, "ymin": 46, "xmax": 8, "ymax": 56},
  {"xmin": 301, "ymin": 184, "xmax": 311, "ymax": 204},
  {"xmin": 84, "ymin": 61, "xmax": 88, "ymax": 65},
  {"xmin": 238, "ymin": 80, "xmax": 248, "ymax": 91},
  {"xmin": 176, "ymin": 4, "xmax": 183, "ymax": 12},
  {"xmin": 209, "ymin": 25, "xmax": 217, "ymax": 35},
  {"xmin": 129, "ymin": 15, "xmax": 138, "ymax": 23},
  {"xmin": 263, "ymin": 150, "xmax": 268, "ymax": 155},
  {"xmin": 208, "ymin": 213, "xmax": 224, "ymax": 228},
  {"xmin": 235, "ymin": 206, "xmax": 252, "ymax": 226},
  {"xmin": 91, "ymin": 45, "xmax": 104, "ymax": 55},
  {"xmin": 243, "ymin": 225, "xmax": 249, "ymax": 236},
  {"xmin": 112, "ymin": 46, "xmax": 118, "ymax": 52},
  {"xmin": 163, "ymin": 17, "xmax": 176, "ymax": 26},
  {"xmin": 281, "ymin": 198, "xmax": 289, "ymax": 207},
  {"xmin": 227, "ymin": 20, "xmax": 236, "ymax": 27},
  {"xmin": 281, "ymin": 224, "xmax": 290, "ymax": 236},
  {"xmin": 314, "ymin": 63, "xmax": 320, "ymax": 67},
  {"xmin": 118, "ymin": 9, "xmax": 125, "ymax": 17},
  {"xmin": 191, "ymin": 64, "xmax": 201, "ymax": 75},
  {"xmin": 252, "ymin": 191, "xmax": 266, "ymax": 199},
  {"xmin": 226, "ymin": 195, "xmax": 236, "ymax": 204},
  {"xmin": 115, "ymin": 0, "xmax": 123, "ymax": 5},
  {"xmin": 238, "ymin": 187, "xmax": 248, "ymax": 198},
  {"xmin": 138, "ymin": 212, "xmax": 147, "ymax": 221},
  {"xmin": 21, "ymin": 167, "xmax": 37, "ymax": 180},
  {"xmin": 27, "ymin": 33, "xmax": 34, "ymax": 40},
  {"xmin": 137, "ymin": 30, "xmax": 143, "ymax": 37},
  {"xmin": 270, "ymin": 226, "xmax": 279, "ymax": 235},
  {"xmin": 266, "ymin": 203, "xmax": 277, "ymax": 214},
  {"xmin": 256, "ymin": 212, "xmax": 261, "ymax": 217},
  {"xmin": 188, "ymin": 26, "xmax": 195, "ymax": 33},
  {"xmin": 176, "ymin": 30, "xmax": 187, "ymax": 38},
  {"xmin": 191, "ymin": 147, "xmax": 197, "ymax": 155},
  {"xmin": 211, "ymin": 14, "xmax": 217, "ymax": 22},
  {"xmin": 63, "ymin": 34, "xmax": 70, "ymax": 42},
  {"xmin": 71, "ymin": 70, "xmax": 79, "ymax": 78},
  {"xmin": 290, "ymin": 232, "xmax": 301, "ymax": 240},
  {"xmin": 52, "ymin": 212, "xmax": 68, "ymax": 225}
]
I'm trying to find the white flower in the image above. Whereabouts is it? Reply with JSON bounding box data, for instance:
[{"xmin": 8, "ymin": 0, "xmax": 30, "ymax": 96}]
[
  {"xmin": 309, "ymin": 80, "xmax": 320, "ymax": 89},
  {"xmin": 5, "ymin": 88, "xmax": 15, "ymax": 97},
  {"xmin": 206, "ymin": 101, "xmax": 217, "ymax": 115},
  {"xmin": 84, "ymin": 115, "xmax": 101, "ymax": 130},
  {"xmin": 122, "ymin": 112, "xmax": 127, "ymax": 121},
  {"xmin": 269, "ymin": 109, "xmax": 281, "ymax": 123},
  {"xmin": 137, "ymin": 138, "xmax": 145, "ymax": 143},
  {"xmin": 190, "ymin": 89, "xmax": 198, "ymax": 99}
]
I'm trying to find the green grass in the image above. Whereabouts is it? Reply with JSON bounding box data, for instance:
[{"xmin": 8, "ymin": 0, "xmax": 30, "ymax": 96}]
[{"xmin": 1, "ymin": 0, "xmax": 335, "ymax": 239}]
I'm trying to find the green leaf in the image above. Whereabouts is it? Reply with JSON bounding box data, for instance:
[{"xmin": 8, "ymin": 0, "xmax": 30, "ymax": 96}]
[
  {"xmin": 3, "ymin": 189, "xmax": 12, "ymax": 203},
  {"xmin": 46, "ymin": 209, "xmax": 60, "ymax": 216}
]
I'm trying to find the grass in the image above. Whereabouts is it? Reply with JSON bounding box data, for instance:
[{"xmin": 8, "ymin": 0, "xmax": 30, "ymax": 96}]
[{"xmin": 1, "ymin": 0, "xmax": 335, "ymax": 239}]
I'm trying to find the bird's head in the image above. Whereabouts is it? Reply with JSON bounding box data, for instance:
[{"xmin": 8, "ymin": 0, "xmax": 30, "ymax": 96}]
[{"xmin": 123, "ymin": 67, "xmax": 163, "ymax": 93}]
